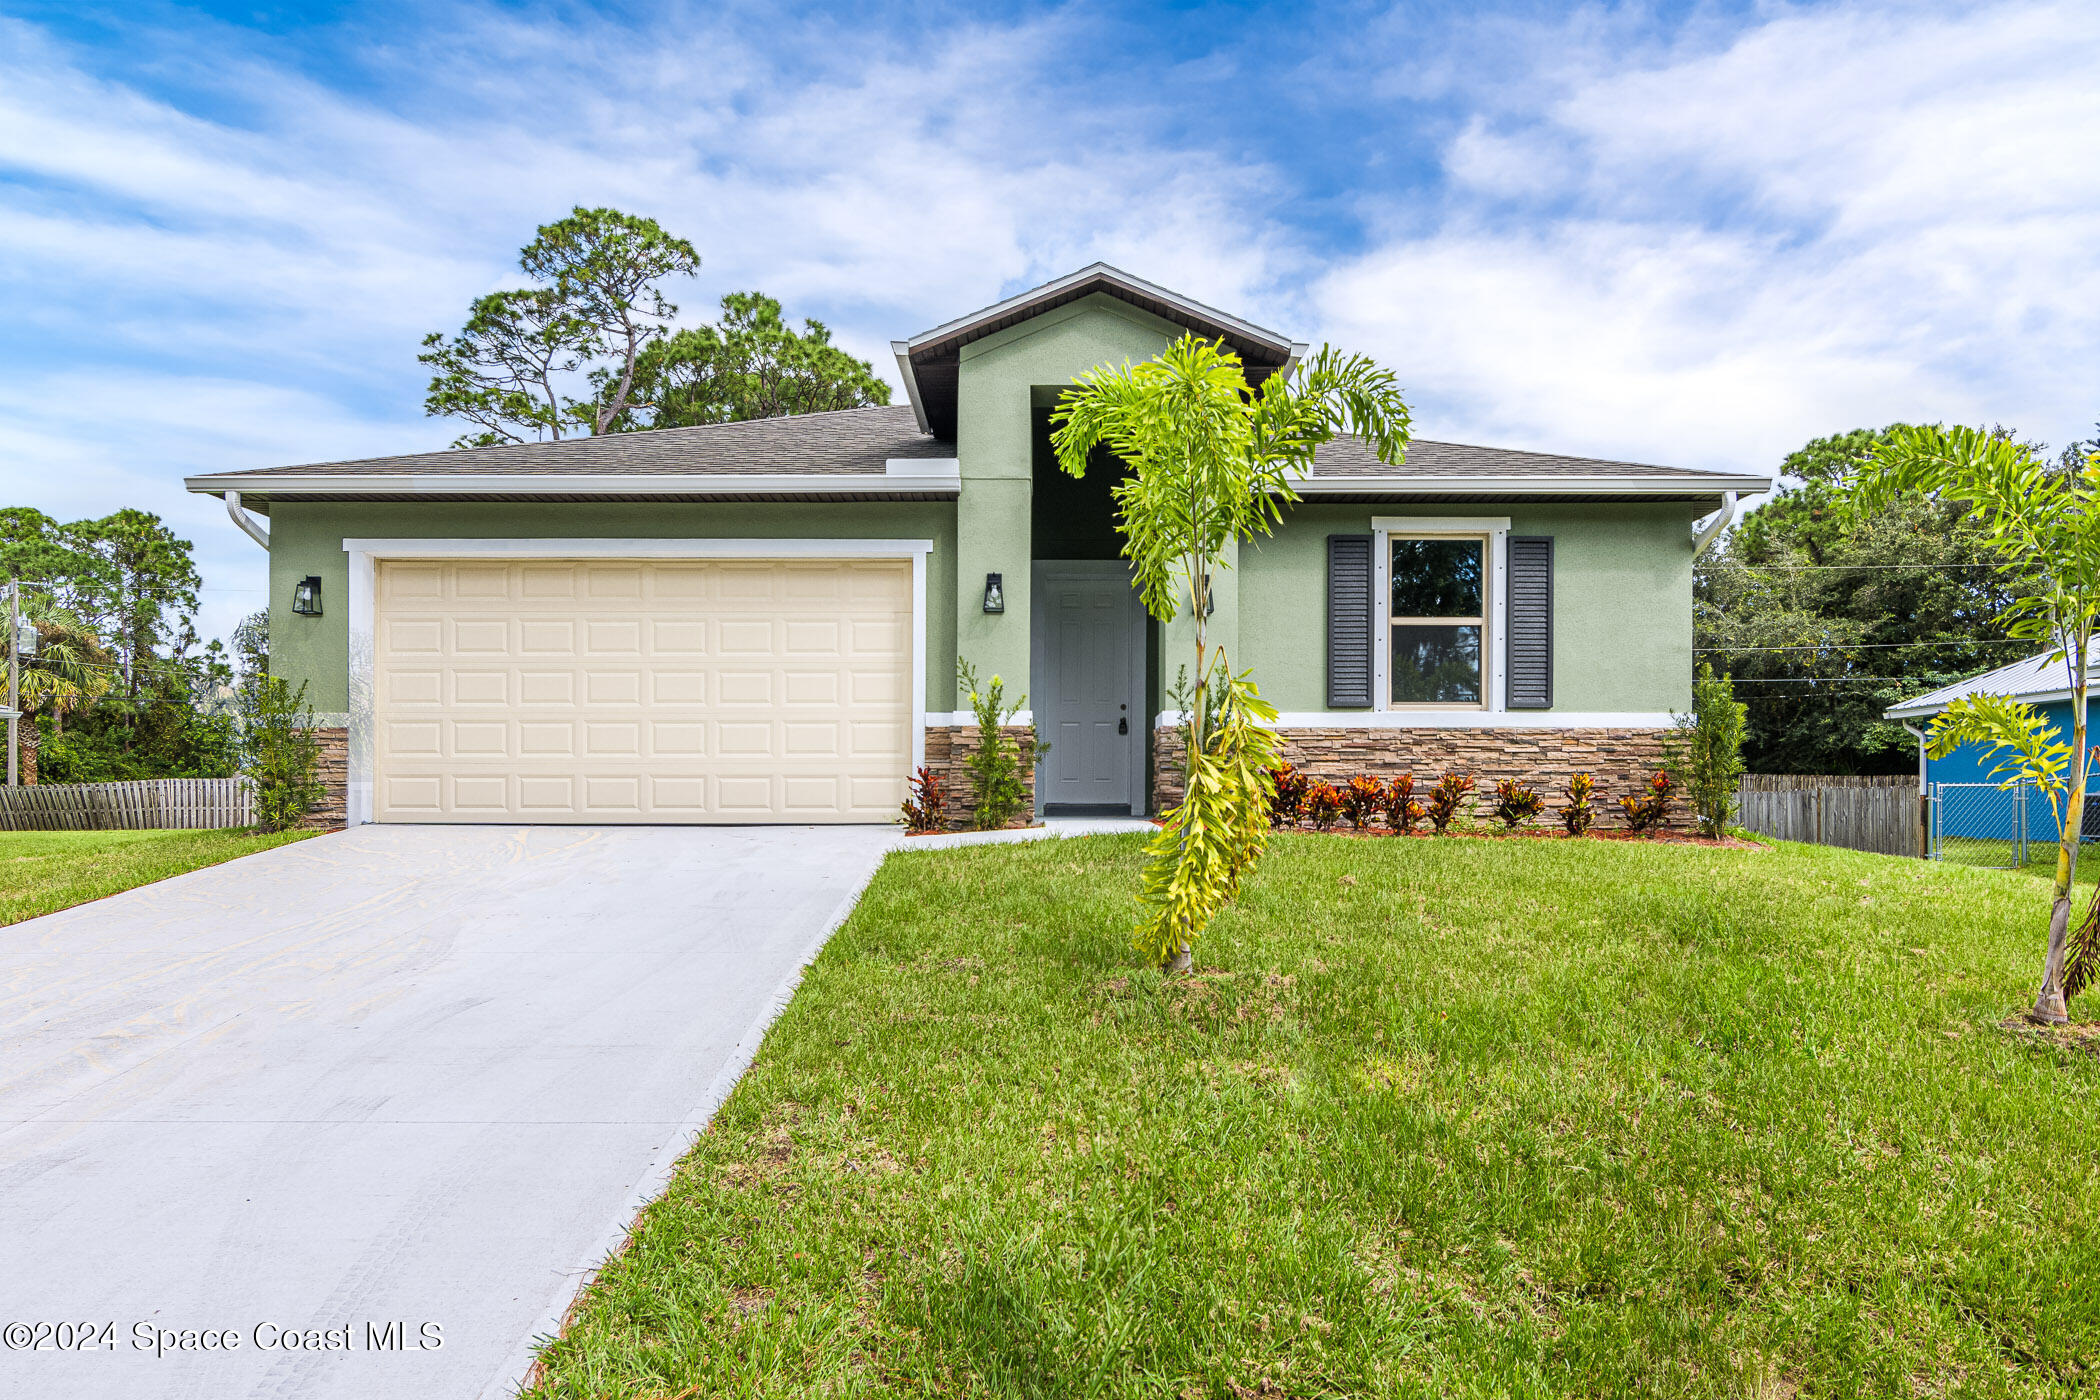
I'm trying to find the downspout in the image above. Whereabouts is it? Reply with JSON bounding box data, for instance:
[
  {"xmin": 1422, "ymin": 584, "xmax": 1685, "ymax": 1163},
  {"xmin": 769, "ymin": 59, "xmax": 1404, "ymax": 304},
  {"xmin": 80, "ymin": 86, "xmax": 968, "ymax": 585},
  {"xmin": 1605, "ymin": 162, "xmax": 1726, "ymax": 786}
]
[
  {"xmin": 1691, "ymin": 490, "xmax": 1739, "ymax": 557},
  {"xmin": 223, "ymin": 491, "xmax": 269, "ymax": 549},
  {"xmin": 1904, "ymin": 720, "xmax": 1930, "ymax": 859}
]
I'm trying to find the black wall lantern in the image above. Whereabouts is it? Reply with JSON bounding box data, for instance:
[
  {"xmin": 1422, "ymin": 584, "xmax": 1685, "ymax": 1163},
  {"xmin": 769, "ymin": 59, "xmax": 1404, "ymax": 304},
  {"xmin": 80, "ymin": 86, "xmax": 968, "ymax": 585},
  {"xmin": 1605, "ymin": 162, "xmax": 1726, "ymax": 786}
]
[
  {"xmin": 982, "ymin": 572, "xmax": 1005, "ymax": 614},
  {"xmin": 292, "ymin": 575, "xmax": 323, "ymax": 617}
]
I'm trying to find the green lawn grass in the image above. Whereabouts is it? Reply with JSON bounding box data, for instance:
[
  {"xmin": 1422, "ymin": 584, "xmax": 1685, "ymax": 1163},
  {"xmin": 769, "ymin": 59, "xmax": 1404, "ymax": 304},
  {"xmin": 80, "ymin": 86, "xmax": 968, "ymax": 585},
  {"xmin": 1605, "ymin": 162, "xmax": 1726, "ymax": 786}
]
[
  {"xmin": 0, "ymin": 827, "xmax": 314, "ymax": 925},
  {"xmin": 529, "ymin": 834, "xmax": 2099, "ymax": 1399}
]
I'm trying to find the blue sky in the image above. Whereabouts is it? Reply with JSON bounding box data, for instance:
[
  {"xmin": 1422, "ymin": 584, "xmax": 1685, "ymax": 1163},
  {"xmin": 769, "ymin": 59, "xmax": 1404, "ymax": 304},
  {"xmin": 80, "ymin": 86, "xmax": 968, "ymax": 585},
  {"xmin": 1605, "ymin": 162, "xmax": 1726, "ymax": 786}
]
[{"xmin": 2, "ymin": 0, "xmax": 2096, "ymax": 640}]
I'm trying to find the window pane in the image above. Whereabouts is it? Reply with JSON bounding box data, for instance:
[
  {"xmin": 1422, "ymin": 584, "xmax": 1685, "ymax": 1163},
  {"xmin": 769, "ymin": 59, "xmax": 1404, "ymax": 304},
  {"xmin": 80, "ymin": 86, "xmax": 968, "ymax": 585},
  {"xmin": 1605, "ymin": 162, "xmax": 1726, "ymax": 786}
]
[
  {"xmin": 1391, "ymin": 625, "xmax": 1482, "ymax": 704},
  {"xmin": 1390, "ymin": 538, "xmax": 1482, "ymax": 618}
]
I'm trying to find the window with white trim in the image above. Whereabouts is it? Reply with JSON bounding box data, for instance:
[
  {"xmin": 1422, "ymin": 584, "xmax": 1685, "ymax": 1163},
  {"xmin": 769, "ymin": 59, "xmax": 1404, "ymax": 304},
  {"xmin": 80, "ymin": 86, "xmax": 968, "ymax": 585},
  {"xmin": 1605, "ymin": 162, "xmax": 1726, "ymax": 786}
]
[{"xmin": 1388, "ymin": 534, "xmax": 1487, "ymax": 706}]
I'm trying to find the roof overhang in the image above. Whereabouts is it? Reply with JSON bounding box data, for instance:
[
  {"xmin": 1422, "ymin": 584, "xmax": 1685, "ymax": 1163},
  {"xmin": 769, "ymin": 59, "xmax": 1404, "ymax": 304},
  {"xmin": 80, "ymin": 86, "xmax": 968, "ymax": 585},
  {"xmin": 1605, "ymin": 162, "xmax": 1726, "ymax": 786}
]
[
  {"xmin": 1285, "ymin": 472, "xmax": 1773, "ymax": 498},
  {"xmin": 184, "ymin": 465, "xmax": 962, "ymax": 504},
  {"xmin": 1886, "ymin": 687, "xmax": 2072, "ymax": 721}
]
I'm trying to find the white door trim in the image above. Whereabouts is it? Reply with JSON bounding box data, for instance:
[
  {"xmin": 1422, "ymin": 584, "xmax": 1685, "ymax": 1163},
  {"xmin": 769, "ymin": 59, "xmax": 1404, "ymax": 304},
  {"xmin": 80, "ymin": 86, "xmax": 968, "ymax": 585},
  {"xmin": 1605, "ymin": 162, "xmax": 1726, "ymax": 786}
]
[{"xmin": 341, "ymin": 537, "xmax": 934, "ymax": 827}]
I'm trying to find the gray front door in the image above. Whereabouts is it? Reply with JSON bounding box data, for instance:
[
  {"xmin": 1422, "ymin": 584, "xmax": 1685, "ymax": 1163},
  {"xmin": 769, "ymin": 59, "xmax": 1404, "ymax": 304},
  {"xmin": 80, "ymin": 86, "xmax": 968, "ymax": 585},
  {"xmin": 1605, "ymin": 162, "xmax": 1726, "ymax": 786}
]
[{"xmin": 1033, "ymin": 563, "xmax": 1146, "ymax": 814}]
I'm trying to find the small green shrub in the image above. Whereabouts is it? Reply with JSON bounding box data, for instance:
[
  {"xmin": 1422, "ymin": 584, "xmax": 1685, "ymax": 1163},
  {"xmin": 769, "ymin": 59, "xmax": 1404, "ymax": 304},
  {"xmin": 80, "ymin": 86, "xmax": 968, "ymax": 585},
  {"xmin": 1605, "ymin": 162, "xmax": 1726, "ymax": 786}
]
[
  {"xmin": 242, "ymin": 676, "xmax": 322, "ymax": 833},
  {"xmin": 1675, "ymin": 662, "xmax": 1748, "ymax": 838},
  {"xmin": 1381, "ymin": 772, "xmax": 1424, "ymax": 832},
  {"xmin": 899, "ymin": 766, "xmax": 948, "ymax": 834},
  {"xmin": 1425, "ymin": 772, "xmax": 1475, "ymax": 833},
  {"xmin": 1304, "ymin": 780, "xmax": 1342, "ymax": 829},
  {"xmin": 1561, "ymin": 772, "xmax": 1596, "ymax": 836},
  {"xmin": 1489, "ymin": 778, "xmax": 1544, "ymax": 829},
  {"xmin": 1266, "ymin": 763, "xmax": 1308, "ymax": 827},
  {"xmin": 955, "ymin": 659, "xmax": 1040, "ymax": 830},
  {"xmin": 1619, "ymin": 770, "xmax": 1677, "ymax": 833},
  {"xmin": 1340, "ymin": 775, "xmax": 1384, "ymax": 830}
]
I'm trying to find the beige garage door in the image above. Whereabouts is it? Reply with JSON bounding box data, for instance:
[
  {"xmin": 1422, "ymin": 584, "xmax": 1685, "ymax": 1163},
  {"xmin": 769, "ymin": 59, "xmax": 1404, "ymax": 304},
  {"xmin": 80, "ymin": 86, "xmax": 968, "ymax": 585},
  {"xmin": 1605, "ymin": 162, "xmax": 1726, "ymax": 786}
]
[{"xmin": 373, "ymin": 558, "xmax": 912, "ymax": 823}]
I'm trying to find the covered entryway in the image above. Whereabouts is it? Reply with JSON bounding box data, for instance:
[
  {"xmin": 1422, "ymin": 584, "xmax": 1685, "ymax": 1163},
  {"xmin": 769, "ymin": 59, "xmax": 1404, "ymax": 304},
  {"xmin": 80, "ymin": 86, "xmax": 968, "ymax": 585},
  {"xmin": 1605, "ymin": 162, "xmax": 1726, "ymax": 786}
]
[
  {"xmin": 1031, "ymin": 561, "xmax": 1147, "ymax": 814},
  {"xmin": 372, "ymin": 557, "xmax": 912, "ymax": 823}
]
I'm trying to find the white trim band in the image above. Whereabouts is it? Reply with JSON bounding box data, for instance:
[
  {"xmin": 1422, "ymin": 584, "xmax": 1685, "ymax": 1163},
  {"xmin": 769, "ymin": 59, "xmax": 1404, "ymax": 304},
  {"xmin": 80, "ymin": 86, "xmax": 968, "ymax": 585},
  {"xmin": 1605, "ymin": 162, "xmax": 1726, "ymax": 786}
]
[
  {"xmin": 1292, "ymin": 473, "xmax": 1770, "ymax": 496},
  {"xmin": 188, "ymin": 471, "xmax": 961, "ymax": 498}
]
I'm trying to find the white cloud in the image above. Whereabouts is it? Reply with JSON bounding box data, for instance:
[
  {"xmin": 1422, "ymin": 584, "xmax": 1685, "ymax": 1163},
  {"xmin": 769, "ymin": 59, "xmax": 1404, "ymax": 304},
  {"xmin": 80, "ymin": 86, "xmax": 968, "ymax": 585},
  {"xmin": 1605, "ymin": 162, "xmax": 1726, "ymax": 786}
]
[{"xmin": 1324, "ymin": 0, "xmax": 2100, "ymax": 470}]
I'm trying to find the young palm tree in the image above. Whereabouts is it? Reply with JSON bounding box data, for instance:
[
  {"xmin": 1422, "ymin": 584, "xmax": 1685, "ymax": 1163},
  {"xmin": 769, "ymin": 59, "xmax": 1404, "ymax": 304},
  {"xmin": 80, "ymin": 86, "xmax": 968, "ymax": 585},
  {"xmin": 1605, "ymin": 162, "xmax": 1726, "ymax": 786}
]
[
  {"xmin": 1853, "ymin": 427, "xmax": 2100, "ymax": 1024},
  {"xmin": 1052, "ymin": 336, "xmax": 1411, "ymax": 969}
]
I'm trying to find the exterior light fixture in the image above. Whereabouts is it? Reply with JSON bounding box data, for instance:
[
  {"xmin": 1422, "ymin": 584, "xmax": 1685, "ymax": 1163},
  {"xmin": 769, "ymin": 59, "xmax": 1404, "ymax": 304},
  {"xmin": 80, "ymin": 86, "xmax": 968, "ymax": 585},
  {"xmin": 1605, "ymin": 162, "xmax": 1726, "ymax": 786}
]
[
  {"xmin": 982, "ymin": 572, "xmax": 1005, "ymax": 614},
  {"xmin": 292, "ymin": 575, "xmax": 323, "ymax": 617},
  {"xmin": 1202, "ymin": 573, "xmax": 1215, "ymax": 617}
]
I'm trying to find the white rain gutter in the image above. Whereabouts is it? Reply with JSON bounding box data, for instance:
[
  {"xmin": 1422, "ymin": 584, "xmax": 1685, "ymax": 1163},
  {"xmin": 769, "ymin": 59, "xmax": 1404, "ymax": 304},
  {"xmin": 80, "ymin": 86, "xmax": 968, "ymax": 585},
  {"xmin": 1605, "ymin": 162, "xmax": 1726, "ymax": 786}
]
[
  {"xmin": 1902, "ymin": 721, "xmax": 1929, "ymax": 795},
  {"xmin": 1692, "ymin": 490, "xmax": 1740, "ymax": 556},
  {"xmin": 223, "ymin": 491, "xmax": 270, "ymax": 549}
]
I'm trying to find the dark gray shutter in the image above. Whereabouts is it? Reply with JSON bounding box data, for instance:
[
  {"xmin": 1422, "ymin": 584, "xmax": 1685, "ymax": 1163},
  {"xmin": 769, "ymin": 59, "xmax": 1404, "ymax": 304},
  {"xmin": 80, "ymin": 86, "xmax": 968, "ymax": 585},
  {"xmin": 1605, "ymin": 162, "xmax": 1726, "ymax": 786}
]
[
  {"xmin": 1507, "ymin": 535, "xmax": 1554, "ymax": 709},
  {"xmin": 1327, "ymin": 534, "xmax": 1375, "ymax": 708}
]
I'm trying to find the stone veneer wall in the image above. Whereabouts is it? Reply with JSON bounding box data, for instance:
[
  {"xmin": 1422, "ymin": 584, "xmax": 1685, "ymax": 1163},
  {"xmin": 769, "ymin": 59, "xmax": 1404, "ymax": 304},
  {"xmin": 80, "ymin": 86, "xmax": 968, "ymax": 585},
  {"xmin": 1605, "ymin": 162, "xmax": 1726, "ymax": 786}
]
[
  {"xmin": 922, "ymin": 724, "xmax": 1040, "ymax": 830},
  {"xmin": 304, "ymin": 727, "xmax": 349, "ymax": 830},
  {"xmin": 1152, "ymin": 724, "xmax": 1687, "ymax": 830}
]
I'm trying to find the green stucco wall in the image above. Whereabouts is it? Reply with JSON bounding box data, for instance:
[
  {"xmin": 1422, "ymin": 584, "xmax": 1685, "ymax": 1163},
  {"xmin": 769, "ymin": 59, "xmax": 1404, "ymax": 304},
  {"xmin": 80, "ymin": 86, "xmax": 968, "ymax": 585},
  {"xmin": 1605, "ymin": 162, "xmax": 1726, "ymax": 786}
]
[
  {"xmin": 1237, "ymin": 502, "xmax": 1700, "ymax": 713},
  {"xmin": 265, "ymin": 499, "xmax": 957, "ymax": 712},
  {"xmin": 952, "ymin": 293, "xmax": 1183, "ymax": 706}
]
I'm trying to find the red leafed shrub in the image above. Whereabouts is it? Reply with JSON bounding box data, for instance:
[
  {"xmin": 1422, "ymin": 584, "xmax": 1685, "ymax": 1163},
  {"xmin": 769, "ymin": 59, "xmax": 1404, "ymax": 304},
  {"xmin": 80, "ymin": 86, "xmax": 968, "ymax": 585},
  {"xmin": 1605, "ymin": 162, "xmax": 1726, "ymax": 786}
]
[
  {"xmin": 1561, "ymin": 772, "xmax": 1596, "ymax": 836},
  {"xmin": 1266, "ymin": 762, "xmax": 1309, "ymax": 828},
  {"xmin": 1489, "ymin": 778, "xmax": 1545, "ymax": 829},
  {"xmin": 1618, "ymin": 770, "xmax": 1676, "ymax": 833},
  {"xmin": 899, "ymin": 765, "xmax": 948, "ymax": 833},
  {"xmin": 1341, "ymin": 775, "xmax": 1385, "ymax": 830},
  {"xmin": 1304, "ymin": 780, "xmax": 1343, "ymax": 830},
  {"xmin": 1381, "ymin": 772, "xmax": 1425, "ymax": 833},
  {"xmin": 1425, "ymin": 772, "xmax": 1476, "ymax": 833}
]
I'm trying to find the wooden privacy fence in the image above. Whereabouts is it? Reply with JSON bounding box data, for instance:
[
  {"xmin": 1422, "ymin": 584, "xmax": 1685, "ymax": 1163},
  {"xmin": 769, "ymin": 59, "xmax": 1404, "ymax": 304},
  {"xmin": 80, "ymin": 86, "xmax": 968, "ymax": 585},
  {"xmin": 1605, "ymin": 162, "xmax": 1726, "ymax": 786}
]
[
  {"xmin": 0, "ymin": 778, "xmax": 256, "ymax": 831},
  {"xmin": 1735, "ymin": 774, "xmax": 1923, "ymax": 858}
]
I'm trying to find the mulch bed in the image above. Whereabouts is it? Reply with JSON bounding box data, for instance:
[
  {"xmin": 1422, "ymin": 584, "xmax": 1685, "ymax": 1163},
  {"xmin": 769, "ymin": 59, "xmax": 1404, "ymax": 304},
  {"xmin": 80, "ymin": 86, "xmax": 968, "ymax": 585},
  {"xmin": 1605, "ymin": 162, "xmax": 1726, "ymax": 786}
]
[{"xmin": 1170, "ymin": 821, "xmax": 1766, "ymax": 851}]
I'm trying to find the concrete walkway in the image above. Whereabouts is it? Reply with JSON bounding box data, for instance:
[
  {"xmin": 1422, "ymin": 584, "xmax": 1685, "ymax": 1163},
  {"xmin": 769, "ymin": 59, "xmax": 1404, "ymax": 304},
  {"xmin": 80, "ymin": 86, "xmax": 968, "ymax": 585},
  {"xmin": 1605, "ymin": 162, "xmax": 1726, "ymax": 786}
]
[{"xmin": 0, "ymin": 824, "xmax": 917, "ymax": 1400}]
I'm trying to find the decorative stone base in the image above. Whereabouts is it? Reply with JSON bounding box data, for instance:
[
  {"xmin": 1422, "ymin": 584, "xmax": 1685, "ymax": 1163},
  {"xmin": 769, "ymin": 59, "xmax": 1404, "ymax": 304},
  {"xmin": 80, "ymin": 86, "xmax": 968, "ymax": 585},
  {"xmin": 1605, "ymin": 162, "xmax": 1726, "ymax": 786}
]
[
  {"xmin": 304, "ymin": 727, "xmax": 349, "ymax": 830},
  {"xmin": 1152, "ymin": 724, "xmax": 1687, "ymax": 830},
  {"xmin": 922, "ymin": 724, "xmax": 1040, "ymax": 830}
]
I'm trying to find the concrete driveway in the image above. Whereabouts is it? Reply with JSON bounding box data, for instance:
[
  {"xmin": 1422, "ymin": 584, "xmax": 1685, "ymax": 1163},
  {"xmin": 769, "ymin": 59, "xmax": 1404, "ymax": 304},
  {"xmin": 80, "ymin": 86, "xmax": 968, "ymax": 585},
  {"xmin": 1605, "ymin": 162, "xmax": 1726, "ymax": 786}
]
[{"xmin": 0, "ymin": 823, "xmax": 900, "ymax": 1400}]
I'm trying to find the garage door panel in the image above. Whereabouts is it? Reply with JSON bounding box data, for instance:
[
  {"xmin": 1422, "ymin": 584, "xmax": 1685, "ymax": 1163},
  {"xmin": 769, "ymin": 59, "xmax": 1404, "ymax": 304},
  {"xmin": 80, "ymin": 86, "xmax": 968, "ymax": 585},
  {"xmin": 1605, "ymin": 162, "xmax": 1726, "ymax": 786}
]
[
  {"xmin": 519, "ymin": 671, "xmax": 575, "ymax": 706},
  {"xmin": 451, "ymin": 619, "xmax": 508, "ymax": 655},
  {"xmin": 716, "ymin": 670, "xmax": 774, "ymax": 705},
  {"xmin": 374, "ymin": 558, "xmax": 911, "ymax": 823}
]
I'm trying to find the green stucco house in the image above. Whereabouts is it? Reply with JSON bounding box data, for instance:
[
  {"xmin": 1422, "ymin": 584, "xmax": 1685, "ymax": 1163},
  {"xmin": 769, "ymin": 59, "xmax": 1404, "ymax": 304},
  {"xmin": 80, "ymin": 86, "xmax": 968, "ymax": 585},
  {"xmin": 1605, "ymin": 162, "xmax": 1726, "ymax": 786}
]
[{"xmin": 185, "ymin": 265, "xmax": 1769, "ymax": 827}]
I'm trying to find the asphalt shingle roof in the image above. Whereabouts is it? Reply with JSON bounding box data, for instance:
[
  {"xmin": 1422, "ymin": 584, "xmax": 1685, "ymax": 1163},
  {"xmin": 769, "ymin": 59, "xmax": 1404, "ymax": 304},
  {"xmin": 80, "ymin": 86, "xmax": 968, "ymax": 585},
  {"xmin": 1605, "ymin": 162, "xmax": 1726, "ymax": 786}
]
[
  {"xmin": 188, "ymin": 405, "xmax": 1754, "ymax": 492},
  {"xmin": 1312, "ymin": 436, "xmax": 1710, "ymax": 479},
  {"xmin": 194, "ymin": 405, "xmax": 949, "ymax": 480}
]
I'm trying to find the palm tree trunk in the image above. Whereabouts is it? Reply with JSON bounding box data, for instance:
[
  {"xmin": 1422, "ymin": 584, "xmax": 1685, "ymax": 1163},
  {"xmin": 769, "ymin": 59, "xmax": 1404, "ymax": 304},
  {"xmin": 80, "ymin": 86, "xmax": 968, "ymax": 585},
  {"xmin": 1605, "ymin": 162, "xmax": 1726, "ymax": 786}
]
[
  {"xmin": 2037, "ymin": 646, "xmax": 2087, "ymax": 1024},
  {"xmin": 1167, "ymin": 560, "xmax": 1205, "ymax": 975}
]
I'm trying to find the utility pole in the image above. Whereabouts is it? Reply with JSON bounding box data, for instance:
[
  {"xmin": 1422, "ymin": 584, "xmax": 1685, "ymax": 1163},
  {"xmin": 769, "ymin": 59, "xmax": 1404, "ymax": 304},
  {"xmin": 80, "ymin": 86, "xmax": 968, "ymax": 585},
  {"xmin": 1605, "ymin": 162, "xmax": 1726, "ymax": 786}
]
[{"xmin": 6, "ymin": 577, "xmax": 17, "ymax": 788}]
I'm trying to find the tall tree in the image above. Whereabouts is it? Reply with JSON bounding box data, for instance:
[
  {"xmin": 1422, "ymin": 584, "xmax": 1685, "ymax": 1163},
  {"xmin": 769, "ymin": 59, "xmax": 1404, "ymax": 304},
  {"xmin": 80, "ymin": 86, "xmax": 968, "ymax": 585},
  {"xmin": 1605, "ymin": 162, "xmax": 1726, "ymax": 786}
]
[
  {"xmin": 1697, "ymin": 425, "xmax": 2024, "ymax": 772},
  {"xmin": 1053, "ymin": 337, "xmax": 1411, "ymax": 972},
  {"xmin": 617, "ymin": 292, "xmax": 890, "ymax": 428},
  {"xmin": 1849, "ymin": 425, "xmax": 2100, "ymax": 1025},
  {"xmin": 67, "ymin": 510, "xmax": 202, "ymax": 698},
  {"xmin": 420, "ymin": 207, "xmax": 701, "ymax": 446}
]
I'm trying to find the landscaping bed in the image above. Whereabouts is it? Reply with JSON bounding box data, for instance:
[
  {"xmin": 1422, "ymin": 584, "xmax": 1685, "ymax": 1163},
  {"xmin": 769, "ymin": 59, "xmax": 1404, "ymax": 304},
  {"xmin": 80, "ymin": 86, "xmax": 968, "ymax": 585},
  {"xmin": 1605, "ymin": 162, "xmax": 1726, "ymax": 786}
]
[
  {"xmin": 527, "ymin": 833, "xmax": 2097, "ymax": 1398},
  {"xmin": 0, "ymin": 827, "xmax": 315, "ymax": 926}
]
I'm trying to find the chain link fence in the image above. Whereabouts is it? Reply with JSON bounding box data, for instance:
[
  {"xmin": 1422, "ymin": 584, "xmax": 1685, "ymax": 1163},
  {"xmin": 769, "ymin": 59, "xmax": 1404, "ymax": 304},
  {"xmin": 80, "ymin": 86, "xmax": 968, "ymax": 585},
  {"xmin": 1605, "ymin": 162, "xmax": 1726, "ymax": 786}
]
[{"xmin": 1929, "ymin": 781, "xmax": 2100, "ymax": 872}]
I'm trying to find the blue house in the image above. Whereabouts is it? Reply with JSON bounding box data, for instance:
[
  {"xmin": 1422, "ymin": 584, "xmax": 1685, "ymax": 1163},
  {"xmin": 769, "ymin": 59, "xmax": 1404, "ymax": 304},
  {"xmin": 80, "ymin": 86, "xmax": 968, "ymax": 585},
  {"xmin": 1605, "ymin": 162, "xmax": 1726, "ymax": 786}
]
[{"xmin": 1886, "ymin": 647, "xmax": 2099, "ymax": 842}]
